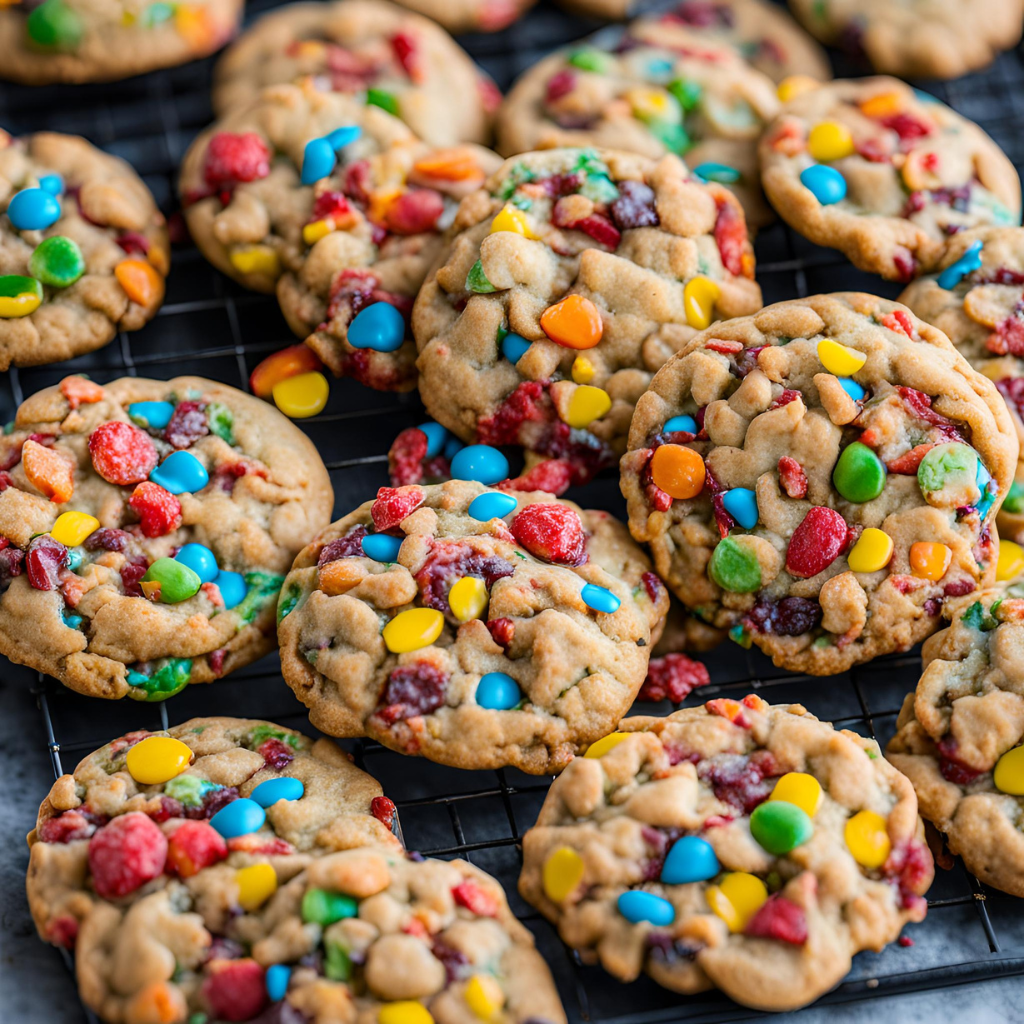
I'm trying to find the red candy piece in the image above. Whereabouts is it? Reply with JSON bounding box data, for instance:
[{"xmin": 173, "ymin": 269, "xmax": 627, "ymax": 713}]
[
  {"xmin": 385, "ymin": 189, "xmax": 444, "ymax": 235},
  {"xmin": 46, "ymin": 915, "xmax": 79, "ymax": 949},
  {"xmin": 38, "ymin": 809, "xmax": 99, "ymax": 844},
  {"xmin": 201, "ymin": 959, "xmax": 268, "ymax": 1023},
  {"xmin": 785, "ymin": 507, "xmax": 848, "ymax": 579},
  {"xmin": 378, "ymin": 663, "xmax": 448, "ymax": 723},
  {"xmin": 510, "ymin": 503, "xmax": 587, "ymax": 566},
  {"xmin": 638, "ymin": 652, "xmax": 710, "ymax": 702},
  {"xmin": 371, "ymin": 795, "xmax": 397, "ymax": 830},
  {"xmin": 887, "ymin": 443, "xmax": 935, "ymax": 475},
  {"xmin": 777, "ymin": 455, "xmax": 808, "ymax": 499},
  {"xmin": 552, "ymin": 199, "xmax": 621, "ymax": 248},
  {"xmin": 713, "ymin": 197, "xmax": 748, "ymax": 277},
  {"xmin": 451, "ymin": 879, "xmax": 498, "ymax": 917},
  {"xmin": 881, "ymin": 309, "xmax": 915, "ymax": 337},
  {"xmin": 498, "ymin": 457, "xmax": 574, "ymax": 497},
  {"xmin": 258, "ymin": 737, "xmax": 295, "ymax": 770},
  {"xmin": 26, "ymin": 534, "xmax": 68, "ymax": 591},
  {"xmin": 203, "ymin": 132, "xmax": 271, "ymax": 190},
  {"xmin": 745, "ymin": 895, "xmax": 808, "ymax": 945},
  {"xmin": 87, "ymin": 812, "xmax": 168, "ymax": 899},
  {"xmin": 129, "ymin": 482, "xmax": 183, "ymax": 537},
  {"xmin": 166, "ymin": 820, "xmax": 228, "ymax": 878},
  {"xmin": 545, "ymin": 69, "xmax": 576, "ymax": 103},
  {"xmin": 388, "ymin": 427, "xmax": 449, "ymax": 487},
  {"xmin": 89, "ymin": 421, "xmax": 158, "ymax": 485},
  {"xmin": 486, "ymin": 617, "xmax": 514, "ymax": 649},
  {"xmin": 390, "ymin": 30, "xmax": 422, "ymax": 80},
  {"xmin": 371, "ymin": 486, "xmax": 424, "ymax": 531}
]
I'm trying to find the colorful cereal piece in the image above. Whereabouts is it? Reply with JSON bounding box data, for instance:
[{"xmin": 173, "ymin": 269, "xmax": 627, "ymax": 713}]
[
  {"xmin": 125, "ymin": 735, "xmax": 193, "ymax": 785},
  {"xmin": 150, "ymin": 450, "xmax": 209, "ymax": 495},
  {"xmin": 217, "ymin": 570, "xmax": 247, "ymax": 609},
  {"xmin": 378, "ymin": 1002, "xmax": 433, "ymax": 1024},
  {"xmin": 684, "ymin": 276, "xmax": 720, "ymax": 330},
  {"xmin": 50, "ymin": 510, "xmax": 99, "ymax": 547},
  {"xmin": 993, "ymin": 745, "xmax": 1024, "ymax": 795},
  {"xmin": 800, "ymin": 165, "xmax": 846, "ymax": 205},
  {"xmin": 450, "ymin": 445, "xmax": 509, "ymax": 485},
  {"xmin": 847, "ymin": 528, "xmax": 893, "ymax": 573},
  {"xmin": 265, "ymin": 964, "xmax": 291, "ymax": 1003},
  {"xmin": 128, "ymin": 401, "xmax": 175, "ymax": 429},
  {"xmin": 301, "ymin": 137, "xmax": 337, "ymax": 185},
  {"xmin": 807, "ymin": 121, "xmax": 855, "ymax": 162},
  {"xmin": 501, "ymin": 332, "xmax": 531, "ymax": 364},
  {"xmin": 468, "ymin": 491, "xmax": 517, "ymax": 522},
  {"xmin": 664, "ymin": 414, "xmax": 698, "ymax": 434},
  {"xmin": 938, "ymin": 240, "xmax": 985, "ymax": 290},
  {"xmin": 692, "ymin": 162, "xmax": 740, "ymax": 184},
  {"xmin": 909, "ymin": 541, "xmax": 952, "ymax": 581},
  {"xmin": 251, "ymin": 777, "xmax": 304, "ymax": 807},
  {"xmin": 581, "ymin": 583, "xmax": 620, "ymax": 614},
  {"xmin": 650, "ymin": 444, "xmax": 705, "ymax": 499},
  {"xmin": 817, "ymin": 338, "xmax": 866, "ymax": 375},
  {"xmin": 476, "ymin": 672, "xmax": 520, "ymax": 709},
  {"xmin": 617, "ymin": 890, "xmax": 675, "ymax": 926},
  {"xmin": 23, "ymin": 439, "xmax": 74, "ymax": 502},
  {"xmin": 0, "ymin": 275, "xmax": 43, "ymax": 317},
  {"xmin": 449, "ymin": 576, "xmax": 488, "ymax": 622},
  {"xmin": 249, "ymin": 345, "xmax": 323, "ymax": 398},
  {"xmin": 838, "ymin": 377, "xmax": 866, "ymax": 402},
  {"xmin": 660, "ymin": 835, "xmax": 719, "ymax": 884},
  {"xmin": 489, "ymin": 205, "xmax": 539, "ymax": 238},
  {"xmin": 585, "ymin": 732, "xmax": 629, "ymax": 758},
  {"xmin": 114, "ymin": 259, "xmax": 163, "ymax": 307},
  {"xmin": 272, "ymin": 371, "xmax": 329, "ymax": 418},
  {"xmin": 348, "ymin": 302, "xmax": 405, "ymax": 352},
  {"xmin": 540, "ymin": 295, "xmax": 603, "ymax": 349},
  {"xmin": 564, "ymin": 385, "xmax": 611, "ymax": 429},
  {"xmin": 236, "ymin": 862, "xmax": 277, "ymax": 910},
  {"xmin": 383, "ymin": 607, "xmax": 444, "ymax": 653},
  {"xmin": 776, "ymin": 75, "xmax": 819, "ymax": 103},
  {"xmin": 706, "ymin": 872, "xmax": 767, "ymax": 932},
  {"xmin": 174, "ymin": 542, "xmax": 218, "ymax": 584},
  {"xmin": 750, "ymin": 800, "xmax": 813, "ymax": 855},
  {"xmin": 210, "ymin": 797, "xmax": 266, "ymax": 839},
  {"xmin": 844, "ymin": 809, "xmax": 890, "ymax": 868},
  {"xmin": 7, "ymin": 188, "xmax": 61, "ymax": 231},
  {"xmin": 362, "ymin": 533, "xmax": 404, "ymax": 562},
  {"xmin": 833, "ymin": 441, "xmax": 886, "ymax": 503},
  {"xmin": 141, "ymin": 557, "xmax": 202, "ymax": 604},
  {"xmin": 997, "ymin": 540, "xmax": 1024, "ymax": 581},
  {"xmin": 542, "ymin": 847, "xmax": 585, "ymax": 902},
  {"xmin": 464, "ymin": 975, "xmax": 504, "ymax": 1020},
  {"xmin": 709, "ymin": 536, "xmax": 761, "ymax": 592},
  {"xmin": 229, "ymin": 245, "xmax": 280, "ymax": 277},
  {"xmin": 29, "ymin": 235, "xmax": 84, "ymax": 287},
  {"xmin": 417, "ymin": 421, "xmax": 448, "ymax": 458},
  {"xmin": 770, "ymin": 772, "xmax": 822, "ymax": 817},
  {"xmin": 721, "ymin": 488, "xmax": 758, "ymax": 529},
  {"xmin": 302, "ymin": 888, "xmax": 358, "ymax": 925}
]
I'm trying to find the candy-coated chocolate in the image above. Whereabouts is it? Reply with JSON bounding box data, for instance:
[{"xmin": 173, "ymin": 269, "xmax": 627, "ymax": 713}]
[
  {"xmin": 142, "ymin": 557, "xmax": 202, "ymax": 604},
  {"xmin": 301, "ymin": 137, "xmax": 337, "ymax": 185},
  {"xmin": 114, "ymin": 259, "xmax": 162, "ymax": 307},
  {"xmin": 476, "ymin": 671, "xmax": 520, "ymax": 710},
  {"xmin": 993, "ymin": 745, "xmax": 1024, "ymax": 795},
  {"xmin": 272, "ymin": 371, "xmax": 329, "ymax": 419},
  {"xmin": 838, "ymin": 377, "xmax": 866, "ymax": 402},
  {"xmin": 847, "ymin": 528, "xmax": 893, "ymax": 573},
  {"xmin": 650, "ymin": 444, "xmax": 705, "ymax": 499},
  {"xmin": 366, "ymin": 87, "xmax": 399, "ymax": 115},
  {"xmin": 540, "ymin": 294, "xmax": 603, "ymax": 349},
  {"xmin": 326, "ymin": 125, "xmax": 362, "ymax": 150},
  {"xmin": 125, "ymin": 736, "xmax": 193, "ymax": 785},
  {"xmin": 770, "ymin": 772, "xmax": 822, "ymax": 817},
  {"xmin": 362, "ymin": 533, "xmax": 404, "ymax": 563},
  {"xmin": 918, "ymin": 443, "xmax": 978, "ymax": 506},
  {"xmin": 663, "ymin": 414, "xmax": 697, "ymax": 434},
  {"xmin": 585, "ymin": 732, "xmax": 628, "ymax": 758},
  {"xmin": 617, "ymin": 890, "xmax": 675, "ymax": 926},
  {"xmin": 706, "ymin": 872, "xmax": 767, "ymax": 931},
  {"xmin": 660, "ymin": 835, "xmax": 719, "ymax": 884},
  {"xmin": 382, "ymin": 607, "xmax": 444, "ymax": 653},
  {"xmin": 348, "ymin": 302, "xmax": 405, "ymax": 353},
  {"xmin": 50, "ymin": 510, "xmax": 99, "ymax": 547},
  {"xmin": 210, "ymin": 797, "xmax": 266, "ymax": 839},
  {"xmin": 27, "ymin": 0, "xmax": 82, "ymax": 47},
  {"xmin": 844, "ymin": 809, "xmax": 890, "ymax": 868},
  {"xmin": 542, "ymin": 846, "xmax": 585, "ymax": 902},
  {"xmin": 128, "ymin": 401, "xmax": 175, "ymax": 429},
  {"xmin": 250, "ymin": 345, "xmax": 322, "ymax": 398},
  {"xmin": 581, "ymin": 583, "xmax": 620, "ymax": 614},
  {"xmin": 938, "ymin": 240, "xmax": 984, "ymax": 290},
  {"xmin": 571, "ymin": 355, "xmax": 595, "ymax": 384},
  {"xmin": 683, "ymin": 276, "xmax": 720, "ymax": 330},
  {"xmin": 236, "ymin": 862, "xmax": 277, "ymax": 910},
  {"xmin": 303, "ymin": 219, "xmax": 334, "ymax": 245},
  {"xmin": 808, "ymin": 121, "xmax": 855, "ymax": 162},
  {"xmin": 251, "ymin": 776, "xmax": 304, "ymax": 807},
  {"xmin": 490, "ymin": 204, "xmax": 539, "ymax": 238},
  {"xmin": 818, "ymin": 337, "xmax": 866, "ymax": 375},
  {"xmin": 909, "ymin": 541, "xmax": 952, "ymax": 581},
  {"xmin": 302, "ymin": 887, "xmax": 358, "ymax": 925},
  {"xmin": 464, "ymin": 975, "xmax": 504, "ymax": 1020},
  {"xmin": 692, "ymin": 162, "xmax": 741, "ymax": 184},
  {"xmin": 997, "ymin": 540, "xmax": 1024, "ymax": 581},
  {"xmin": 721, "ymin": 488, "xmax": 758, "ymax": 529},
  {"xmin": 7, "ymin": 188, "xmax": 61, "ymax": 231},
  {"xmin": 444, "ymin": 436, "xmax": 464, "ymax": 461},
  {"xmin": 450, "ymin": 445, "xmax": 509, "ymax": 485},
  {"xmin": 449, "ymin": 575, "xmax": 488, "ymax": 622},
  {"xmin": 38, "ymin": 174, "xmax": 63, "ymax": 195},
  {"xmin": 708, "ymin": 536, "xmax": 761, "ymax": 593},
  {"xmin": 174, "ymin": 542, "xmax": 218, "ymax": 584},
  {"xmin": 417, "ymin": 421, "xmax": 448, "ymax": 458},
  {"xmin": 564, "ymin": 385, "xmax": 611, "ymax": 429},
  {"xmin": 0, "ymin": 275, "xmax": 43, "ymax": 317},
  {"xmin": 501, "ymin": 332, "xmax": 531, "ymax": 364},
  {"xmin": 833, "ymin": 442, "xmax": 886, "ymax": 503},
  {"xmin": 229, "ymin": 245, "xmax": 280, "ymax": 277},
  {"xmin": 777, "ymin": 74, "xmax": 819, "ymax": 103},
  {"xmin": 150, "ymin": 450, "xmax": 209, "ymax": 495},
  {"xmin": 29, "ymin": 235, "xmax": 84, "ymax": 288},
  {"xmin": 800, "ymin": 164, "xmax": 847, "ymax": 205},
  {"xmin": 216, "ymin": 570, "xmax": 247, "ymax": 609},
  {"xmin": 468, "ymin": 491, "xmax": 517, "ymax": 522},
  {"xmin": 466, "ymin": 260, "xmax": 495, "ymax": 294},
  {"xmin": 750, "ymin": 800, "xmax": 814, "ymax": 855},
  {"xmin": 378, "ymin": 1002, "xmax": 433, "ymax": 1024},
  {"xmin": 265, "ymin": 964, "xmax": 291, "ymax": 1003}
]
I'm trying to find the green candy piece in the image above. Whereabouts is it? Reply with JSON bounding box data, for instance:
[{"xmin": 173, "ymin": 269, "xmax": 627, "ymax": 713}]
[
  {"xmin": 143, "ymin": 557, "xmax": 202, "ymax": 603},
  {"xmin": 833, "ymin": 441, "xmax": 886, "ymax": 503},
  {"xmin": 497, "ymin": 162, "xmax": 535, "ymax": 201},
  {"xmin": 750, "ymin": 800, "xmax": 814, "ymax": 855},
  {"xmin": 1003, "ymin": 479, "xmax": 1024, "ymax": 514},
  {"xmin": 206, "ymin": 401, "xmax": 235, "ymax": 445},
  {"xmin": 708, "ymin": 536, "xmax": 761, "ymax": 593},
  {"xmin": 234, "ymin": 570, "xmax": 286, "ymax": 624},
  {"xmin": 128, "ymin": 658, "xmax": 193, "ymax": 701},
  {"xmin": 301, "ymin": 888, "xmax": 358, "ymax": 926},
  {"xmin": 668, "ymin": 78, "xmax": 702, "ymax": 111},
  {"xmin": 0, "ymin": 274, "xmax": 43, "ymax": 300},
  {"xmin": 164, "ymin": 774, "xmax": 215, "ymax": 808},
  {"xmin": 918, "ymin": 442, "xmax": 979, "ymax": 507},
  {"xmin": 324, "ymin": 939, "xmax": 352, "ymax": 981},
  {"xmin": 27, "ymin": 0, "xmax": 83, "ymax": 48},
  {"xmin": 568, "ymin": 48, "xmax": 611, "ymax": 73},
  {"xmin": 466, "ymin": 260, "xmax": 496, "ymax": 294},
  {"xmin": 366, "ymin": 88, "xmax": 399, "ymax": 116},
  {"xmin": 579, "ymin": 173, "xmax": 619, "ymax": 204},
  {"xmin": 647, "ymin": 121, "xmax": 691, "ymax": 156},
  {"xmin": 29, "ymin": 236, "xmax": 85, "ymax": 288},
  {"xmin": 144, "ymin": 2, "xmax": 174, "ymax": 24},
  {"xmin": 277, "ymin": 582, "xmax": 301, "ymax": 623},
  {"xmin": 248, "ymin": 724, "xmax": 301, "ymax": 751},
  {"xmin": 728, "ymin": 623, "xmax": 752, "ymax": 648}
]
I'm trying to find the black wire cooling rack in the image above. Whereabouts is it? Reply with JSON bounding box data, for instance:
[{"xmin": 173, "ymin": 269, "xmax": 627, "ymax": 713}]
[{"xmin": 4, "ymin": 1, "xmax": 1024, "ymax": 1020}]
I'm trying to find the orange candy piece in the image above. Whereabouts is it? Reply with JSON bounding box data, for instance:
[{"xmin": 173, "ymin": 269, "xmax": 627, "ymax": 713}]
[
  {"xmin": 909, "ymin": 541, "xmax": 952, "ymax": 581},
  {"xmin": 22, "ymin": 439, "xmax": 74, "ymax": 503},
  {"xmin": 412, "ymin": 149, "xmax": 482, "ymax": 182},
  {"xmin": 650, "ymin": 444, "xmax": 706, "ymax": 499},
  {"xmin": 60, "ymin": 375, "xmax": 103, "ymax": 409},
  {"xmin": 319, "ymin": 559, "xmax": 367, "ymax": 596},
  {"xmin": 249, "ymin": 344, "xmax": 324, "ymax": 399},
  {"xmin": 115, "ymin": 259, "xmax": 164, "ymax": 309},
  {"xmin": 124, "ymin": 980, "xmax": 187, "ymax": 1024},
  {"xmin": 540, "ymin": 295, "xmax": 603, "ymax": 350}
]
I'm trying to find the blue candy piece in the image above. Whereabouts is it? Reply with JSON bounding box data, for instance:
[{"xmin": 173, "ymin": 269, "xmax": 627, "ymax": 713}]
[
  {"xmin": 617, "ymin": 890, "xmax": 675, "ymax": 926},
  {"xmin": 660, "ymin": 835, "xmax": 720, "ymax": 885},
  {"xmin": 216, "ymin": 570, "xmax": 247, "ymax": 610},
  {"xmin": 348, "ymin": 301, "xmax": 405, "ymax": 352},
  {"xmin": 209, "ymin": 797, "xmax": 265, "ymax": 839},
  {"xmin": 938, "ymin": 240, "xmax": 984, "ymax": 290},
  {"xmin": 838, "ymin": 377, "xmax": 865, "ymax": 402},
  {"xmin": 800, "ymin": 164, "xmax": 846, "ymax": 205},
  {"xmin": 450, "ymin": 444, "xmax": 509, "ymax": 485},
  {"xmin": 476, "ymin": 671, "xmax": 521, "ymax": 710},
  {"xmin": 693, "ymin": 162, "xmax": 741, "ymax": 184},
  {"xmin": 977, "ymin": 458, "xmax": 996, "ymax": 519},
  {"xmin": 663, "ymin": 414, "xmax": 698, "ymax": 435},
  {"xmin": 252, "ymin": 776, "xmax": 305, "ymax": 807},
  {"xmin": 326, "ymin": 125, "xmax": 362, "ymax": 150},
  {"xmin": 38, "ymin": 174, "xmax": 63, "ymax": 196},
  {"xmin": 150, "ymin": 450, "xmax": 209, "ymax": 495},
  {"xmin": 721, "ymin": 487, "xmax": 758, "ymax": 530},
  {"xmin": 174, "ymin": 542, "xmax": 218, "ymax": 584},
  {"xmin": 468, "ymin": 490, "xmax": 518, "ymax": 522},
  {"xmin": 443, "ymin": 436, "xmax": 465, "ymax": 461},
  {"xmin": 301, "ymin": 137, "xmax": 337, "ymax": 185},
  {"xmin": 646, "ymin": 57, "xmax": 674, "ymax": 78},
  {"xmin": 61, "ymin": 608, "xmax": 83, "ymax": 630},
  {"xmin": 265, "ymin": 964, "xmax": 291, "ymax": 1003},
  {"xmin": 362, "ymin": 533, "xmax": 404, "ymax": 562},
  {"xmin": 128, "ymin": 400, "xmax": 175, "ymax": 429},
  {"xmin": 581, "ymin": 583, "xmax": 621, "ymax": 614},
  {"xmin": 913, "ymin": 88, "xmax": 940, "ymax": 104},
  {"xmin": 8, "ymin": 188, "xmax": 61, "ymax": 231},
  {"xmin": 501, "ymin": 332, "xmax": 531, "ymax": 364},
  {"xmin": 417, "ymin": 420, "xmax": 448, "ymax": 458}
]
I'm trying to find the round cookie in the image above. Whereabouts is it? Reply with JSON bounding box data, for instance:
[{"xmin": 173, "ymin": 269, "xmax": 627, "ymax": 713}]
[
  {"xmin": 899, "ymin": 227, "xmax": 1024, "ymax": 544},
  {"xmin": 621, "ymin": 293, "xmax": 1016, "ymax": 676},
  {"xmin": 180, "ymin": 84, "xmax": 500, "ymax": 393},
  {"xmin": 278, "ymin": 479, "xmax": 671, "ymax": 774},
  {"xmin": 1, "ymin": 130, "xmax": 169, "ymax": 370},
  {"xmin": 495, "ymin": 28, "xmax": 780, "ymax": 227},
  {"xmin": 0, "ymin": 0, "xmax": 241, "ymax": 84},
  {"xmin": 759, "ymin": 78, "xmax": 1021, "ymax": 282},
  {"xmin": 519, "ymin": 696, "xmax": 933, "ymax": 1012},
  {"xmin": 391, "ymin": 0, "xmax": 535, "ymax": 34},
  {"xmin": 788, "ymin": 0, "xmax": 1024, "ymax": 80},
  {"xmin": 413, "ymin": 147, "xmax": 762, "ymax": 491},
  {"xmin": 212, "ymin": 0, "xmax": 496, "ymax": 147},
  {"xmin": 887, "ymin": 579, "xmax": 1024, "ymax": 897},
  {"xmin": 0, "ymin": 375, "xmax": 333, "ymax": 700}
]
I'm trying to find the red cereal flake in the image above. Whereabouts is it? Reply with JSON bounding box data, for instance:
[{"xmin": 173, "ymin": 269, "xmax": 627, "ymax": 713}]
[
  {"xmin": 38, "ymin": 809, "xmax": 99, "ymax": 844},
  {"xmin": 545, "ymin": 69, "xmax": 576, "ymax": 103},
  {"xmin": 201, "ymin": 959, "xmax": 267, "ymax": 1023},
  {"xmin": 166, "ymin": 820, "xmax": 228, "ymax": 878},
  {"xmin": 377, "ymin": 663, "xmax": 448, "ymax": 723},
  {"xmin": 886, "ymin": 443, "xmax": 935, "ymax": 474},
  {"xmin": 87, "ymin": 812, "xmax": 168, "ymax": 899},
  {"xmin": 777, "ymin": 455, "xmax": 807, "ymax": 498},
  {"xmin": 385, "ymin": 189, "xmax": 444, "ymax": 235},
  {"xmin": 638, "ymin": 652, "xmax": 710, "ymax": 702},
  {"xmin": 203, "ymin": 132, "xmax": 271, "ymax": 191},
  {"xmin": 89, "ymin": 421, "xmax": 158, "ymax": 485},
  {"xmin": 713, "ymin": 197, "xmax": 749, "ymax": 277},
  {"xmin": 486, "ymin": 617, "xmax": 514, "ymax": 649},
  {"xmin": 371, "ymin": 795, "xmax": 397, "ymax": 830},
  {"xmin": 706, "ymin": 339, "xmax": 744, "ymax": 355},
  {"xmin": 163, "ymin": 400, "xmax": 208, "ymax": 449},
  {"xmin": 498, "ymin": 457, "xmax": 573, "ymax": 497},
  {"xmin": 226, "ymin": 835, "xmax": 293, "ymax": 856},
  {"xmin": 510, "ymin": 503, "xmax": 587, "ymax": 566},
  {"xmin": 129, "ymin": 482, "xmax": 182, "ymax": 538},
  {"xmin": 390, "ymin": 30, "xmax": 422, "ymax": 80},
  {"xmin": 60, "ymin": 376, "xmax": 104, "ymax": 409},
  {"xmin": 46, "ymin": 915, "xmax": 79, "ymax": 949},
  {"xmin": 371, "ymin": 486, "xmax": 425, "ymax": 531},
  {"xmin": 26, "ymin": 534, "xmax": 68, "ymax": 591},
  {"xmin": 880, "ymin": 309, "xmax": 915, "ymax": 337},
  {"xmin": 258, "ymin": 737, "xmax": 294, "ymax": 770},
  {"xmin": 451, "ymin": 879, "xmax": 498, "ymax": 917},
  {"xmin": 22, "ymin": 439, "xmax": 74, "ymax": 503},
  {"xmin": 744, "ymin": 895, "xmax": 808, "ymax": 945},
  {"xmin": 785, "ymin": 507, "xmax": 848, "ymax": 579}
]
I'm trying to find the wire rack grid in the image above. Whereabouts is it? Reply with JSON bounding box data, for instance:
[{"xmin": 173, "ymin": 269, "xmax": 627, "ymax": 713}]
[{"xmin": 3, "ymin": 2, "xmax": 1024, "ymax": 1021}]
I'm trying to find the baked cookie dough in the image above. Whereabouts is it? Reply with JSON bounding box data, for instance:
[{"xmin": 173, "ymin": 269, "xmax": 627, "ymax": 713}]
[
  {"xmin": 392, "ymin": 0, "xmax": 535, "ymax": 34},
  {"xmin": 789, "ymin": 0, "xmax": 1024, "ymax": 80},
  {"xmin": 180, "ymin": 84, "xmax": 500, "ymax": 393},
  {"xmin": 519, "ymin": 696, "xmax": 933, "ymax": 1012},
  {"xmin": 1, "ymin": 130, "xmax": 169, "ymax": 370},
  {"xmin": 496, "ymin": 27, "xmax": 780, "ymax": 226},
  {"xmin": 888, "ymin": 579, "xmax": 1024, "ymax": 897},
  {"xmin": 0, "ymin": 0, "xmax": 241, "ymax": 84},
  {"xmin": 413, "ymin": 147, "xmax": 762, "ymax": 491},
  {"xmin": 0, "ymin": 375, "xmax": 333, "ymax": 700},
  {"xmin": 759, "ymin": 78, "xmax": 1021, "ymax": 282},
  {"xmin": 212, "ymin": 0, "xmax": 495, "ymax": 147},
  {"xmin": 621, "ymin": 293, "xmax": 1016, "ymax": 676},
  {"xmin": 278, "ymin": 479, "xmax": 671, "ymax": 774}
]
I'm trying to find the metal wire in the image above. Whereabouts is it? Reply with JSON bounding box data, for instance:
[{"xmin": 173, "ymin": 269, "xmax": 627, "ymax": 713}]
[{"xmin": 5, "ymin": 2, "xmax": 1024, "ymax": 1020}]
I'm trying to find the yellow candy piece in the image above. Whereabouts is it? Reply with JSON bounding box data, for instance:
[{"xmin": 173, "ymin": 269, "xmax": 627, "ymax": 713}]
[
  {"xmin": 807, "ymin": 121, "xmax": 855, "ymax": 163},
  {"xmin": 236, "ymin": 862, "xmax": 278, "ymax": 911},
  {"xmin": 585, "ymin": 732, "xmax": 629, "ymax": 758},
  {"xmin": 777, "ymin": 75, "xmax": 820, "ymax": 103},
  {"xmin": 272, "ymin": 371, "xmax": 329, "ymax": 419},
  {"xmin": 770, "ymin": 772, "xmax": 822, "ymax": 817},
  {"xmin": 817, "ymin": 338, "xmax": 866, "ymax": 376},
  {"xmin": 125, "ymin": 736, "xmax": 193, "ymax": 785},
  {"xmin": 684, "ymin": 276, "xmax": 720, "ymax": 330},
  {"xmin": 0, "ymin": 292, "xmax": 42, "ymax": 318},
  {"xmin": 571, "ymin": 355, "xmax": 595, "ymax": 384},
  {"xmin": 379, "ymin": 1002, "xmax": 434, "ymax": 1024},
  {"xmin": 706, "ymin": 872, "xmax": 767, "ymax": 932},
  {"xmin": 564, "ymin": 385, "xmax": 612, "ymax": 429},
  {"xmin": 383, "ymin": 607, "xmax": 445, "ymax": 653},
  {"xmin": 542, "ymin": 846, "xmax": 585, "ymax": 902},
  {"xmin": 844, "ymin": 809, "xmax": 891, "ymax": 868},
  {"xmin": 229, "ymin": 245, "xmax": 281, "ymax": 278},
  {"xmin": 489, "ymin": 204, "xmax": 540, "ymax": 239},
  {"xmin": 449, "ymin": 575, "xmax": 488, "ymax": 622},
  {"xmin": 464, "ymin": 975, "xmax": 505, "ymax": 1021},
  {"xmin": 993, "ymin": 745, "xmax": 1024, "ymax": 795},
  {"xmin": 50, "ymin": 510, "xmax": 100, "ymax": 547},
  {"xmin": 847, "ymin": 528, "xmax": 894, "ymax": 574},
  {"xmin": 997, "ymin": 540, "xmax": 1024, "ymax": 581},
  {"xmin": 625, "ymin": 87, "xmax": 672, "ymax": 121},
  {"xmin": 303, "ymin": 218, "xmax": 335, "ymax": 245}
]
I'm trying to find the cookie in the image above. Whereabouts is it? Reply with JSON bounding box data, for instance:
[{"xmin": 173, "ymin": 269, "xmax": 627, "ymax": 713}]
[
  {"xmin": 391, "ymin": 0, "xmax": 535, "ymax": 34},
  {"xmin": 621, "ymin": 293, "xmax": 1017, "ymax": 676},
  {"xmin": 899, "ymin": 227, "xmax": 1024, "ymax": 544},
  {"xmin": 0, "ymin": 375, "xmax": 333, "ymax": 700},
  {"xmin": 887, "ymin": 579, "xmax": 1024, "ymax": 897},
  {"xmin": 0, "ymin": 0, "xmax": 241, "ymax": 84},
  {"xmin": 0, "ymin": 130, "xmax": 169, "ymax": 370},
  {"xmin": 519, "ymin": 696, "xmax": 933, "ymax": 1012},
  {"xmin": 180, "ymin": 83, "xmax": 501, "ymax": 393},
  {"xmin": 211, "ymin": 0, "xmax": 496, "ymax": 148},
  {"xmin": 788, "ymin": 0, "xmax": 1024, "ymax": 80},
  {"xmin": 496, "ymin": 28, "xmax": 780, "ymax": 226},
  {"xmin": 759, "ymin": 78, "xmax": 1021, "ymax": 282},
  {"xmin": 25, "ymin": 716, "xmax": 407, "ymax": 1022},
  {"xmin": 413, "ymin": 147, "xmax": 761, "ymax": 493},
  {"xmin": 278, "ymin": 478, "xmax": 670, "ymax": 774}
]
